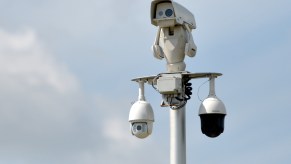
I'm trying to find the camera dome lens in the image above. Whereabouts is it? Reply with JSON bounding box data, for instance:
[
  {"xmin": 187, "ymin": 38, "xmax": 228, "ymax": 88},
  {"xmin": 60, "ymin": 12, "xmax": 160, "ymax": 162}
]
[
  {"xmin": 137, "ymin": 125, "xmax": 142, "ymax": 131},
  {"xmin": 165, "ymin": 9, "xmax": 173, "ymax": 17},
  {"xmin": 199, "ymin": 114, "xmax": 225, "ymax": 138}
]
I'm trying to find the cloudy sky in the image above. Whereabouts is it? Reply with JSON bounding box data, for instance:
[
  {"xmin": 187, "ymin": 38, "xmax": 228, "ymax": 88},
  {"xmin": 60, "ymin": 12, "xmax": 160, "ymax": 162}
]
[{"xmin": 0, "ymin": 0, "xmax": 290, "ymax": 163}]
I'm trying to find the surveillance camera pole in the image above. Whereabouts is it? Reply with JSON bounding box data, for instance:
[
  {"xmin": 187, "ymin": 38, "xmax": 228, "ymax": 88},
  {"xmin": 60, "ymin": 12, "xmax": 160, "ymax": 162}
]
[
  {"xmin": 130, "ymin": 1, "xmax": 225, "ymax": 163},
  {"xmin": 170, "ymin": 100, "xmax": 186, "ymax": 164},
  {"xmin": 168, "ymin": 70, "xmax": 186, "ymax": 164}
]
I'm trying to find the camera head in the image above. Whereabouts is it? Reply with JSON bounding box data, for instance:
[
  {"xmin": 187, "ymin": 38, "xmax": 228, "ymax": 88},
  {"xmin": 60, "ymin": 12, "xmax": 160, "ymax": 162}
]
[
  {"xmin": 199, "ymin": 96, "xmax": 226, "ymax": 138},
  {"xmin": 151, "ymin": 0, "xmax": 196, "ymax": 28},
  {"xmin": 129, "ymin": 100, "xmax": 154, "ymax": 139}
]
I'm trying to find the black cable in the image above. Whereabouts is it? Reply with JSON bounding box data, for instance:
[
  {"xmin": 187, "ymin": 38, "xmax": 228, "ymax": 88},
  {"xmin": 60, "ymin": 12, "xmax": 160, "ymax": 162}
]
[
  {"xmin": 172, "ymin": 78, "xmax": 193, "ymax": 109},
  {"xmin": 170, "ymin": 100, "xmax": 187, "ymax": 110}
]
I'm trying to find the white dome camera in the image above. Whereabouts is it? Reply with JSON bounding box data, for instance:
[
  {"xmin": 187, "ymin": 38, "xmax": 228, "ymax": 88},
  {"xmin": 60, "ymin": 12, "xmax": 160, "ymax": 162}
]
[
  {"xmin": 129, "ymin": 100, "xmax": 154, "ymax": 139},
  {"xmin": 129, "ymin": 81, "xmax": 154, "ymax": 139},
  {"xmin": 151, "ymin": 0, "xmax": 196, "ymax": 29},
  {"xmin": 198, "ymin": 77, "xmax": 227, "ymax": 138}
]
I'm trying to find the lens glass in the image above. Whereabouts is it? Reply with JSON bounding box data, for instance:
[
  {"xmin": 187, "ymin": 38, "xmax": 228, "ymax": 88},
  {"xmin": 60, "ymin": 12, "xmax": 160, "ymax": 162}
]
[
  {"xmin": 165, "ymin": 9, "xmax": 173, "ymax": 17},
  {"xmin": 137, "ymin": 125, "xmax": 142, "ymax": 131},
  {"xmin": 158, "ymin": 11, "xmax": 163, "ymax": 17}
]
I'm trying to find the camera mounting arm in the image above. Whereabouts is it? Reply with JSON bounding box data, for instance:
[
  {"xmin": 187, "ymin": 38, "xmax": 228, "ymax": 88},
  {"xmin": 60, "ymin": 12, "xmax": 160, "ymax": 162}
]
[
  {"xmin": 132, "ymin": 72, "xmax": 222, "ymax": 84},
  {"xmin": 184, "ymin": 24, "xmax": 197, "ymax": 58},
  {"xmin": 152, "ymin": 27, "xmax": 165, "ymax": 60}
]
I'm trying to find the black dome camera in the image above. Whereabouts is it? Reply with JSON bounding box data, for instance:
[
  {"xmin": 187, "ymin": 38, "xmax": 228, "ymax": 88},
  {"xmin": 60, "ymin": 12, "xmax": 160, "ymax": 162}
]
[
  {"xmin": 199, "ymin": 96, "xmax": 226, "ymax": 138},
  {"xmin": 198, "ymin": 77, "xmax": 226, "ymax": 138}
]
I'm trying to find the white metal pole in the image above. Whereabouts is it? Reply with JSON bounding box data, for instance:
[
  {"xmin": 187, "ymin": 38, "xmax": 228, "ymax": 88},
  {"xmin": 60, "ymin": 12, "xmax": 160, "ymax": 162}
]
[
  {"xmin": 170, "ymin": 106, "xmax": 186, "ymax": 164},
  {"xmin": 169, "ymin": 68, "xmax": 186, "ymax": 164}
]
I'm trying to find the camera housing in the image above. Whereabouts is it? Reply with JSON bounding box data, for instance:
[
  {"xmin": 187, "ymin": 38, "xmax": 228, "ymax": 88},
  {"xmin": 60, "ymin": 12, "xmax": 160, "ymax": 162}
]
[
  {"xmin": 199, "ymin": 96, "xmax": 226, "ymax": 138},
  {"xmin": 151, "ymin": 0, "xmax": 197, "ymax": 72},
  {"xmin": 198, "ymin": 77, "xmax": 226, "ymax": 138},
  {"xmin": 129, "ymin": 100, "xmax": 154, "ymax": 139},
  {"xmin": 151, "ymin": 0, "xmax": 196, "ymax": 29}
]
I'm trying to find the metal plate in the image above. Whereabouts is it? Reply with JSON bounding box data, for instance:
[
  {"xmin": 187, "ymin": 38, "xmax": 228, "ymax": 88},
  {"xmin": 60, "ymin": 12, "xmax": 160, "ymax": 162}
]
[
  {"xmin": 182, "ymin": 72, "xmax": 222, "ymax": 79},
  {"xmin": 131, "ymin": 72, "xmax": 222, "ymax": 85},
  {"xmin": 131, "ymin": 75, "xmax": 157, "ymax": 84}
]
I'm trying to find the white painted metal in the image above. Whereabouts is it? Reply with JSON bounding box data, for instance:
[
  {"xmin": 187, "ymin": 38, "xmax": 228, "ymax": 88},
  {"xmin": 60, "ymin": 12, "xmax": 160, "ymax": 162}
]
[
  {"xmin": 209, "ymin": 76, "xmax": 216, "ymax": 96},
  {"xmin": 138, "ymin": 81, "xmax": 146, "ymax": 101},
  {"xmin": 170, "ymin": 104, "xmax": 186, "ymax": 164},
  {"xmin": 157, "ymin": 76, "xmax": 182, "ymax": 94},
  {"xmin": 128, "ymin": 101, "xmax": 154, "ymax": 125},
  {"xmin": 131, "ymin": 72, "xmax": 222, "ymax": 84}
]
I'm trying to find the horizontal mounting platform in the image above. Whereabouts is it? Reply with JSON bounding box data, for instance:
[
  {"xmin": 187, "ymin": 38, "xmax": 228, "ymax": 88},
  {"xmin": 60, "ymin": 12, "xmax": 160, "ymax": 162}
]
[{"xmin": 131, "ymin": 72, "xmax": 222, "ymax": 85}]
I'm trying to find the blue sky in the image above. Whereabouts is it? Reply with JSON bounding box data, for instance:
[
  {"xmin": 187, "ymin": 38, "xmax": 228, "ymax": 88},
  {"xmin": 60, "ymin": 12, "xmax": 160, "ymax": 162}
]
[{"xmin": 0, "ymin": 0, "xmax": 290, "ymax": 163}]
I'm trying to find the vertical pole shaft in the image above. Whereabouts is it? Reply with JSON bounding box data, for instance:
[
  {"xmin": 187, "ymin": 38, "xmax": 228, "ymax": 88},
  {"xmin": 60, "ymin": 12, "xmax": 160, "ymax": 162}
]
[
  {"xmin": 209, "ymin": 76, "xmax": 216, "ymax": 97},
  {"xmin": 169, "ymin": 68, "xmax": 186, "ymax": 164},
  {"xmin": 138, "ymin": 81, "xmax": 145, "ymax": 101},
  {"xmin": 170, "ymin": 107, "xmax": 186, "ymax": 164}
]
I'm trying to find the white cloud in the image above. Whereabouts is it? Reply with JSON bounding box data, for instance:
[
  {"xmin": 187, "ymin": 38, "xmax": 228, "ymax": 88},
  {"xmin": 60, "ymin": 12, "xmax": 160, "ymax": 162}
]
[
  {"xmin": 103, "ymin": 117, "xmax": 131, "ymax": 142},
  {"xmin": 0, "ymin": 28, "xmax": 79, "ymax": 93},
  {"xmin": 0, "ymin": 27, "xmax": 166, "ymax": 164},
  {"xmin": 0, "ymin": 28, "xmax": 89, "ymax": 163}
]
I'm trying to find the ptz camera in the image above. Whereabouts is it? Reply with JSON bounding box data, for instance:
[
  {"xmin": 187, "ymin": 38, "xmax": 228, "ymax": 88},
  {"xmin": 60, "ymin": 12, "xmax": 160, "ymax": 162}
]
[
  {"xmin": 198, "ymin": 77, "xmax": 226, "ymax": 138},
  {"xmin": 199, "ymin": 96, "xmax": 226, "ymax": 138},
  {"xmin": 129, "ymin": 81, "xmax": 154, "ymax": 139},
  {"xmin": 129, "ymin": 100, "xmax": 154, "ymax": 139},
  {"xmin": 150, "ymin": 0, "xmax": 197, "ymax": 72}
]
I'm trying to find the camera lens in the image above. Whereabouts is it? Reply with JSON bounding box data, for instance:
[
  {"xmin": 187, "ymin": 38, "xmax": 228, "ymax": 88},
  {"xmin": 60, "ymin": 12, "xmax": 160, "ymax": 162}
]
[
  {"xmin": 137, "ymin": 125, "xmax": 142, "ymax": 131},
  {"xmin": 158, "ymin": 11, "xmax": 163, "ymax": 17},
  {"xmin": 165, "ymin": 9, "xmax": 173, "ymax": 17}
]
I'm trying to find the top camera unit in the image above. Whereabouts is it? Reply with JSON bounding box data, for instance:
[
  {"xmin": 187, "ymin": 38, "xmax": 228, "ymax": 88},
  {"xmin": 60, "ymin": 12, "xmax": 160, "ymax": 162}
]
[{"xmin": 151, "ymin": 0, "xmax": 196, "ymax": 29}]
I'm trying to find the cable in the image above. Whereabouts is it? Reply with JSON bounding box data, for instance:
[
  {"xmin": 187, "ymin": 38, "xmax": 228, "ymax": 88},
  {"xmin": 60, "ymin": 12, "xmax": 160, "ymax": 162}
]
[
  {"xmin": 184, "ymin": 80, "xmax": 192, "ymax": 101},
  {"xmin": 170, "ymin": 100, "xmax": 187, "ymax": 110},
  {"xmin": 151, "ymin": 74, "xmax": 161, "ymax": 92},
  {"xmin": 176, "ymin": 78, "xmax": 192, "ymax": 101},
  {"xmin": 172, "ymin": 78, "xmax": 192, "ymax": 110},
  {"xmin": 197, "ymin": 79, "xmax": 209, "ymax": 102}
]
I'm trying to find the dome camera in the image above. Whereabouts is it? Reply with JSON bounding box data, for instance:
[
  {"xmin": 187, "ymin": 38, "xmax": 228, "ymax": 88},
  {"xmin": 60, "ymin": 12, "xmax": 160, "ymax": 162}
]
[
  {"xmin": 199, "ymin": 96, "xmax": 226, "ymax": 138},
  {"xmin": 129, "ymin": 81, "xmax": 154, "ymax": 139},
  {"xmin": 198, "ymin": 77, "xmax": 226, "ymax": 138},
  {"xmin": 129, "ymin": 100, "xmax": 154, "ymax": 139}
]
